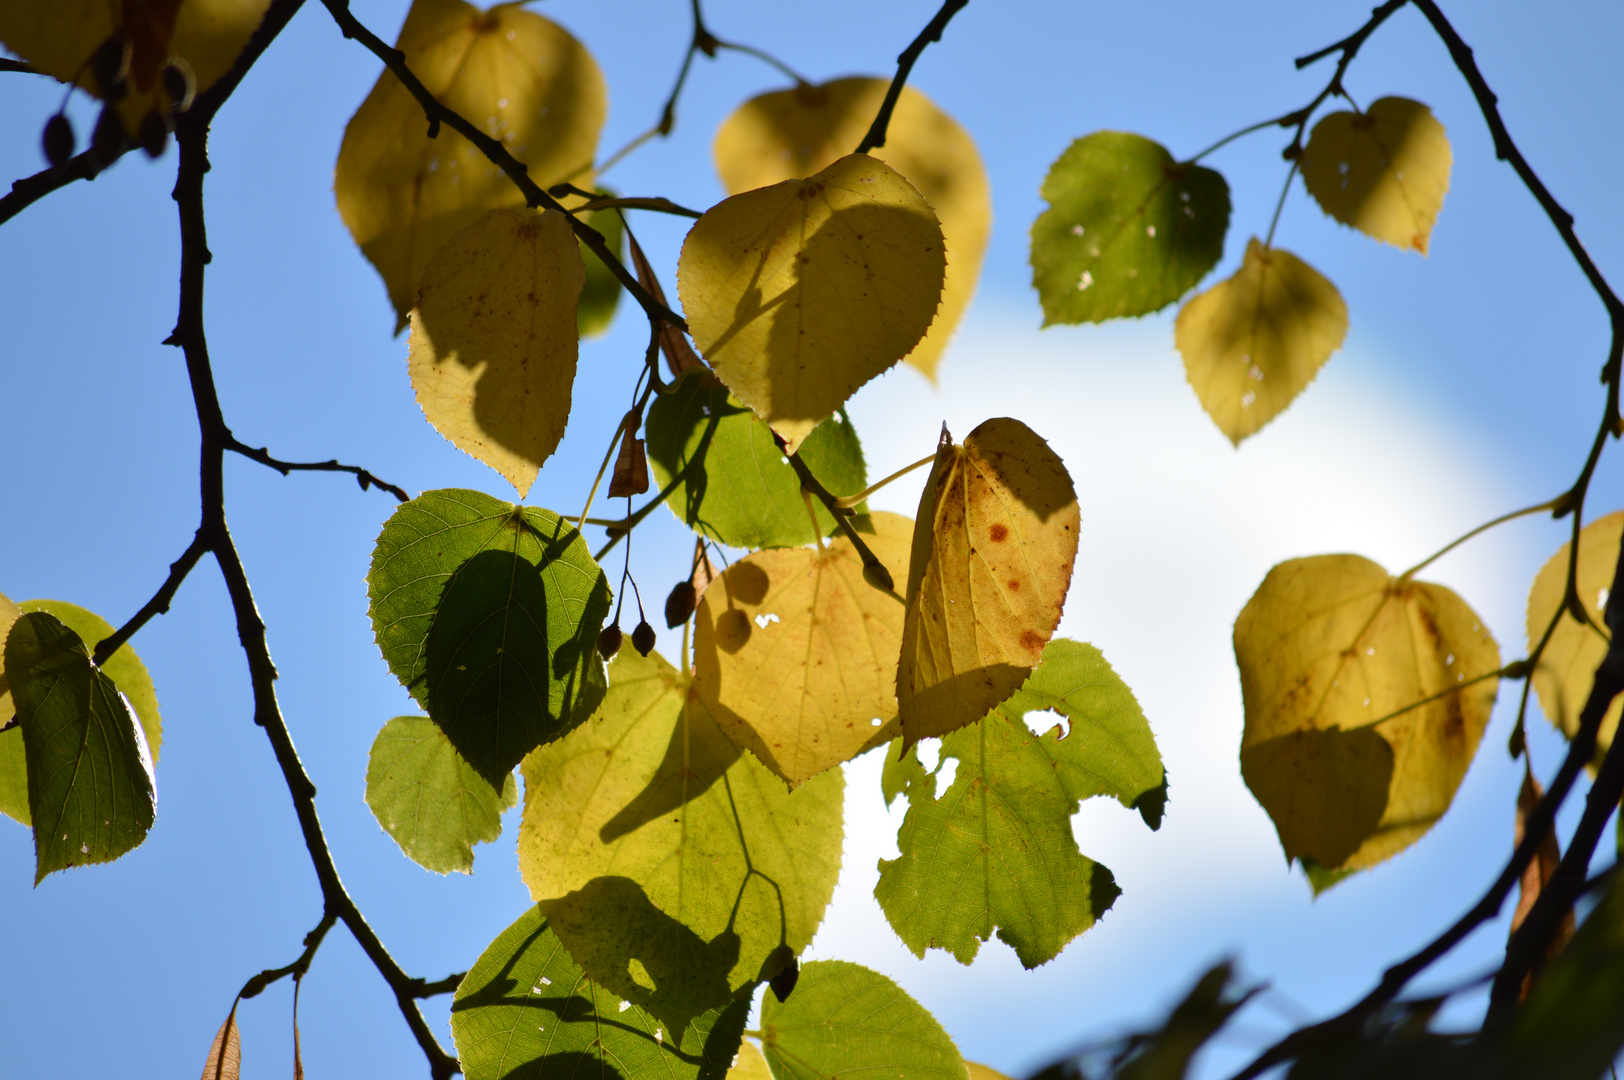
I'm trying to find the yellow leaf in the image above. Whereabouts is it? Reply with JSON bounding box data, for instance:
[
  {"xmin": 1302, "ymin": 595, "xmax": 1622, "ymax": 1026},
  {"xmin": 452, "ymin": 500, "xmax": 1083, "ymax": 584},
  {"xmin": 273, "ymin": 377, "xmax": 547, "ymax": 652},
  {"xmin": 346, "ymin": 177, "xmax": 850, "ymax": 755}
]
[
  {"xmin": 407, "ymin": 207, "xmax": 585, "ymax": 497},
  {"xmin": 334, "ymin": 0, "xmax": 605, "ymax": 331},
  {"xmin": 693, "ymin": 512, "xmax": 913, "ymax": 785},
  {"xmin": 1236, "ymin": 555, "xmax": 1500, "ymax": 881},
  {"xmin": 1301, "ymin": 97, "xmax": 1451, "ymax": 254},
  {"xmin": 898, "ymin": 420, "xmax": 1079, "ymax": 748},
  {"xmin": 1527, "ymin": 511, "xmax": 1622, "ymax": 767},
  {"xmin": 677, "ymin": 153, "xmax": 946, "ymax": 453},
  {"xmin": 967, "ymin": 1065, "xmax": 1014, "ymax": 1080},
  {"xmin": 727, "ymin": 1041, "xmax": 773, "ymax": 1080},
  {"xmin": 712, "ymin": 77, "xmax": 990, "ymax": 381},
  {"xmin": 1175, "ymin": 238, "xmax": 1348, "ymax": 446}
]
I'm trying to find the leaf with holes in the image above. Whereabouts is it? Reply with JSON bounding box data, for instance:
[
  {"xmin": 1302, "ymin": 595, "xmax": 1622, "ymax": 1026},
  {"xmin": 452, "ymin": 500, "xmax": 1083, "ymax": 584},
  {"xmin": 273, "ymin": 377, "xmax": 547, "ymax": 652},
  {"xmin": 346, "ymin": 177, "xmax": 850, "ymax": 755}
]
[
  {"xmin": 1176, "ymin": 238, "xmax": 1348, "ymax": 445},
  {"xmin": 876, "ymin": 640, "xmax": 1163, "ymax": 967},
  {"xmin": 678, "ymin": 153, "xmax": 945, "ymax": 452},
  {"xmin": 1236, "ymin": 555, "xmax": 1500, "ymax": 886},
  {"xmin": 1301, "ymin": 97, "xmax": 1451, "ymax": 254},
  {"xmin": 898, "ymin": 419, "xmax": 1079, "ymax": 748},
  {"xmin": 365, "ymin": 716, "xmax": 517, "ymax": 874}
]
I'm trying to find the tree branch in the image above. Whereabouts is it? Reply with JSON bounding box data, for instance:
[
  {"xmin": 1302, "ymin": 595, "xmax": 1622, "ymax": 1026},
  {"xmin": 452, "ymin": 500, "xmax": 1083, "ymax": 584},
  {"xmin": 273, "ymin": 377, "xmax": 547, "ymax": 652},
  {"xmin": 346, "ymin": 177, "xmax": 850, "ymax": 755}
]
[
  {"xmin": 855, "ymin": 0, "xmax": 971, "ymax": 154},
  {"xmin": 0, "ymin": 150, "xmax": 107, "ymax": 227},
  {"xmin": 92, "ymin": 531, "xmax": 210, "ymax": 666},
  {"xmin": 224, "ymin": 437, "xmax": 410, "ymax": 502}
]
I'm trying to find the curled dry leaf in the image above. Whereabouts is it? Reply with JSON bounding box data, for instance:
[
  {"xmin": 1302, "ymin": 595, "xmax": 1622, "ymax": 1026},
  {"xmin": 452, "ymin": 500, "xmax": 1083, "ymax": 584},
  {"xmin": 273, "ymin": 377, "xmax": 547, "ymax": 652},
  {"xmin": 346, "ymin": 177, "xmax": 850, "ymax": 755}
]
[
  {"xmin": 408, "ymin": 207, "xmax": 585, "ymax": 498},
  {"xmin": 693, "ymin": 512, "xmax": 914, "ymax": 784},
  {"xmin": 1301, "ymin": 96, "xmax": 1452, "ymax": 254},
  {"xmin": 898, "ymin": 420, "xmax": 1079, "ymax": 748},
  {"xmin": 713, "ymin": 77, "xmax": 990, "ymax": 380},
  {"xmin": 677, "ymin": 153, "xmax": 945, "ymax": 452},
  {"xmin": 1175, "ymin": 238, "xmax": 1348, "ymax": 445},
  {"xmin": 608, "ymin": 428, "xmax": 650, "ymax": 499},
  {"xmin": 626, "ymin": 229, "xmax": 702, "ymax": 378},
  {"xmin": 1235, "ymin": 554, "xmax": 1499, "ymax": 884}
]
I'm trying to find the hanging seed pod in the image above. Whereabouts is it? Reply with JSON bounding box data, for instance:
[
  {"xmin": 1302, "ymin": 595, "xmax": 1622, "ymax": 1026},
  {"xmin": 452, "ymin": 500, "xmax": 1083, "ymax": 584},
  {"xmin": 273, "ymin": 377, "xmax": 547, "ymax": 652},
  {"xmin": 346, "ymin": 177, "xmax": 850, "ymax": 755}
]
[
  {"xmin": 89, "ymin": 34, "xmax": 132, "ymax": 101},
  {"xmin": 91, "ymin": 103, "xmax": 128, "ymax": 164},
  {"xmin": 161, "ymin": 58, "xmax": 196, "ymax": 114},
  {"xmin": 630, "ymin": 619, "xmax": 656, "ymax": 657},
  {"xmin": 664, "ymin": 580, "xmax": 697, "ymax": 629},
  {"xmin": 768, "ymin": 957, "xmax": 799, "ymax": 1003},
  {"xmin": 42, "ymin": 114, "xmax": 75, "ymax": 167},
  {"xmin": 596, "ymin": 623, "xmax": 623, "ymax": 661},
  {"xmin": 138, "ymin": 111, "xmax": 170, "ymax": 158}
]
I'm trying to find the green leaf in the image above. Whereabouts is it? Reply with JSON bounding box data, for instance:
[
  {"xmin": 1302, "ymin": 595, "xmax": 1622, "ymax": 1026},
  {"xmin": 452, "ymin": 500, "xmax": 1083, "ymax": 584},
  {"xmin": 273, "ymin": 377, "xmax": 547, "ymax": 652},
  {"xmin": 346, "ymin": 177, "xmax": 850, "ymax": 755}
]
[
  {"xmin": 1031, "ymin": 131, "xmax": 1229, "ymax": 325},
  {"xmin": 760, "ymin": 960, "xmax": 967, "ymax": 1080},
  {"xmin": 645, "ymin": 369, "xmax": 867, "ymax": 550},
  {"xmin": 5, "ymin": 612, "xmax": 156, "ymax": 883},
  {"xmin": 367, "ymin": 489, "xmax": 612, "ymax": 787},
  {"xmin": 450, "ymin": 903, "xmax": 748, "ymax": 1080},
  {"xmin": 578, "ymin": 201, "xmax": 625, "ymax": 339},
  {"xmin": 364, "ymin": 716, "xmax": 517, "ymax": 874},
  {"xmin": 876, "ymin": 640, "xmax": 1164, "ymax": 967},
  {"xmin": 518, "ymin": 648, "xmax": 844, "ymax": 1036}
]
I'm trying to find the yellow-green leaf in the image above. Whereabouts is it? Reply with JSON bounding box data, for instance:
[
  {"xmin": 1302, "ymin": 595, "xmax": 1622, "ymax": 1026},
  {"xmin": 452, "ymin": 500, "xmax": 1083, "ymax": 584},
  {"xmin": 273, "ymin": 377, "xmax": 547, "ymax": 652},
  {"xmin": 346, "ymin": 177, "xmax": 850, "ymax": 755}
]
[
  {"xmin": 898, "ymin": 420, "xmax": 1079, "ymax": 748},
  {"xmin": 713, "ymin": 77, "xmax": 989, "ymax": 381},
  {"xmin": 728, "ymin": 1041, "xmax": 774, "ymax": 1080},
  {"xmin": 334, "ymin": 0, "xmax": 605, "ymax": 331},
  {"xmin": 1175, "ymin": 238, "xmax": 1348, "ymax": 446},
  {"xmin": 576, "ymin": 202, "xmax": 624, "ymax": 339},
  {"xmin": 407, "ymin": 207, "xmax": 585, "ymax": 497},
  {"xmin": 1236, "ymin": 554, "xmax": 1500, "ymax": 884},
  {"xmin": 1301, "ymin": 97, "xmax": 1451, "ymax": 254},
  {"xmin": 0, "ymin": 591, "xmax": 25, "ymax": 826},
  {"xmin": 693, "ymin": 512, "xmax": 913, "ymax": 784},
  {"xmin": 967, "ymin": 1066, "xmax": 1013, "ymax": 1080},
  {"xmin": 1527, "ymin": 511, "xmax": 1622, "ymax": 767},
  {"xmin": 677, "ymin": 153, "xmax": 945, "ymax": 453}
]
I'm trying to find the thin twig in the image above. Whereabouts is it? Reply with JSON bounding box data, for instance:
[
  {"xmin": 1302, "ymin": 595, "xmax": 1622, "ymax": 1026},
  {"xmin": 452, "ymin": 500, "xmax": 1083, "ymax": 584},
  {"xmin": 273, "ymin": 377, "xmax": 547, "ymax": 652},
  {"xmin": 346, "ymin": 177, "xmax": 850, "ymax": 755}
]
[
  {"xmin": 224, "ymin": 438, "xmax": 410, "ymax": 502},
  {"xmin": 0, "ymin": 150, "xmax": 107, "ymax": 227},
  {"xmin": 0, "ymin": 59, "xmax": 38, "ymax": 74},
  {"xmin": 92, "ymin": 532, "xmax": 210, "ymax": 666},
  {"xmin": 856, "ymin": 0, "xmax": 970, "ymax": 154},
  {"xmin": 240, "ymin": 911, "xmax": 338, "ymax": 999}
]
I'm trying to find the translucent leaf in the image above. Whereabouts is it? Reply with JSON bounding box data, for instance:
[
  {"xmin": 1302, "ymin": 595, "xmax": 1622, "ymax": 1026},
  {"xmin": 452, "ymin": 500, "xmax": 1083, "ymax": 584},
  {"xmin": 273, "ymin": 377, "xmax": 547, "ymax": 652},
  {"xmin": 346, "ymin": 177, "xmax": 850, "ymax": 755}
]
[
  {"xmin": 1301, "ymin": 97, "xmax": 1451, "ymax": 254},
  {"xmin": 693, "ymin": 512, "xmax": 913, "ymax": 784},
  {"xmin": 967, "ymin": 1066, "xmax": 1014, "ymax": 1080},
  {"xmin": 199, "ymin": 1001, "xmax": 241, "ymax": 1080},
  {"xmin": 759, "ymin": 960, "xmax": 967, "ymax": 1080},
  {"xmin": 0, "ymin": 597, "xmax": 163, "ymax": 826},
  {"xmin": 518, "ymin": 649, "xmax": 843, "ymax": 1036},
  {"xmin": 713, "ymin": 77, "xmax": 990, "ymax": 380},
  {"xmin": 1030, "ymin": 131, "xmax": 1230, "ymax": 325},
  {"xmin": 450, "ymin": 903, "xmax": 748, "ymax": 1080},
  {"xmin": 1175, "ymin": 238, "xmax": 1348, "ymax": 446},
  {"xmin": 727, "ymin": 1041, "xmax": 773, "ymax": 1080},
  {"xmin": 876, "ymin": 640, "xmax": 1163, "ymax": 967},
  {"xmin": 898, "ymin": 420, "xmax": 1079, "ymax": 748},
  {"xmin": 1236, "ymin": 555, "xmax": 1499, "ymax": 883},
  {"xmin": 1526, "ymin": 510, "xmax": 1621, "ymax": 768},
  {"xmin": 364, "ymin": 716, "xmax": 517, "ymax": 874},
  {"xmin": 645, "ymin": 369, "xmax": 868, "ymax": 550},
  {"xmin": 408, "ymin": 207, "xmax": 585, "ymax": 497},
  {"xmin": 334, "ymin": 0, "xmax": 606, "ymax": 330},
  {"xmin": 677, "ymin": 153, "xmax": 946, "ymax": 452},
  {"xmin": 367, "ymin": 489, "xmax": 611, "ymax": 787},
  {"xmin": 5, "ymin": 612, "xmax": 156, "ymax": 883},
  {"xmin": 577, "ymin": 202, "xmax": 625, "ymax": 339}
]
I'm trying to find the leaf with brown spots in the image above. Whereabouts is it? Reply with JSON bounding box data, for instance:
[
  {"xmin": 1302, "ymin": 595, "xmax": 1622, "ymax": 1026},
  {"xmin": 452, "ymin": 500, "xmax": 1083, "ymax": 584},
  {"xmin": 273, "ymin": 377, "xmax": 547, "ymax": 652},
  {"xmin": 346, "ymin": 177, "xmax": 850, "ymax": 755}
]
[{"xmin": 897, "ymin": 419, "xmax": 1079, "ymax": 748}]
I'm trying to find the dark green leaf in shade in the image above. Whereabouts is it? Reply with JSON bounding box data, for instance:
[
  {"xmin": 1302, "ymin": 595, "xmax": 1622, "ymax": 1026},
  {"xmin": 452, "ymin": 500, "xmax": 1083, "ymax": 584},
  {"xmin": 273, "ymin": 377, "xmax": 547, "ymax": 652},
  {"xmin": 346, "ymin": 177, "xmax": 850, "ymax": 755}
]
[
  {"xmin": 367, "ymin": 489, "xmax": 611, "ymax": 787},
  {"xmin": 577, "ymin": 201, "xmax": 624, "ymax": 339},
  {"xmin": 875, "ymin": 640, "xmax": 1164, "ymax": 967},
  {"xmin": 759, "ymin": 960, "xmax": 967, "ymax": 1080},
  {"xmin": 450, "ymin": 903, "xmax": 748, "ymax": 1080},
  {"xmin": 5, "ymin": 612, "xmax": 156, "ymax": 883},
  {"xmin": 645, "ymin": 369, "xmax": 867, "ymax": 550},
  {"xmin": 1031, "ymin": 132, "xmax": 1229, "ymax": 325},
  {"xmin": 365, "ymin": 716, "xmax": 517, "ymax": 874}
]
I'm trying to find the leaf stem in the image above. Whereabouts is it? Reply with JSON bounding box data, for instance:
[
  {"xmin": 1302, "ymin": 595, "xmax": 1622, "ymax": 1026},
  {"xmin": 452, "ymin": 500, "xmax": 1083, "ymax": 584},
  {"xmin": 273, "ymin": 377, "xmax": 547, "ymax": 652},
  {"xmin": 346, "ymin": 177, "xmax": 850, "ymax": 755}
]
[
  {"xmin": 1261, "ymin": 158, "xmax": 1299, "ymax": 250},
  {"xmin": 835, "ymin": 452, "xmax": 937, "ymax": 509},
  {"xmin": 1398, "ymin": 497, "xmax": 1562, "ymax": 580},
  {"xmin": 780, "ymin": 444, "xmax": 896, "ymax": 595}
]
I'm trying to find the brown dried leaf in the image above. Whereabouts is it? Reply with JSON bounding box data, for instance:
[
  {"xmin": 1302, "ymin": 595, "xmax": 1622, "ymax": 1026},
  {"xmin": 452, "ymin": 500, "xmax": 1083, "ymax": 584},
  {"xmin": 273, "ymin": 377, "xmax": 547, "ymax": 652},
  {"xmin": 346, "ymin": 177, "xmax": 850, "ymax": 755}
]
[
  {"xmin": 626, "ymin": 228, "xmax": 702, "ymax": 378},
  {"xmin": 199, "ymin": 1001, "xmax": 241, "ymax": 1080},
  {"xmin": 608, "ymin": 426, "xmax": 650, "ymax": 499},
  {"xmin": 1512, "ymin": 769, "xmax": 1575, "ymax": 999}
]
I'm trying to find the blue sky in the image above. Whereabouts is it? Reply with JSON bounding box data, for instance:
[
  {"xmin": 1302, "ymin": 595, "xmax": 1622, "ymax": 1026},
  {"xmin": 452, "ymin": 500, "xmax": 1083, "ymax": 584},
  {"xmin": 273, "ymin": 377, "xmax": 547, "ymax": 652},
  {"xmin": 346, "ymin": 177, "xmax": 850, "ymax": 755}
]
[{"xmin": 2, "ymin": 1, "xmax": 1622, "ymax": 1076}]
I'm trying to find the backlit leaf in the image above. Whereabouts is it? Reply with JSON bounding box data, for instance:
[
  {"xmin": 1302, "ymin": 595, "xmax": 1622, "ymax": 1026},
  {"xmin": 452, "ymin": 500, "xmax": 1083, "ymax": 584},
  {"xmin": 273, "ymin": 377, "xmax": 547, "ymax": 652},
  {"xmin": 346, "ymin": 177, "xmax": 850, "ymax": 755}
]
[
  {"xmin": 727, "ymin": 1041, "xmax": 773, "ymax": 1080},
  {"xmin": 967, "ymin": 1066, "xmax": 1014, "ymax": 1080},
  {"xmin": 898, "ymin": 420, "xmax": 1079, "ymax": 748},
  {"xmin": 334, "ymin": 0, "xmax": 606, "ymax": 330},
  {"xmin": 1175, "ymin": 238, "xmax": 1348, "ymax": 445},
  {"xmin": 408, "ymin": 207, "xmax": 585, "ymax": 497},
  {"xmin": 518, "ymin": 649, "xmax": 843, "ymax": 1035},
  {"xmin": 0, "ymin": 591, "xmax": 26, "ymax": 825},
  {"xmin": 677, "ymin": 153, "xmax": 945, "ymax": 452},
  {"xmin": 367, "ymin": 489, "xmax": 611, "ymax": 787},
  {"xmin": 876, "ymin": 640, "xmax": 1163, "ymax": 967},
  {"xmin": 645, "ymin": 369, "xmax": 868, "ymax": 550},
  {"xmin": 1031, "ymin": 131, "xmax": 1230, "ymax": 325},
  {"xmin": 450, "ymin": 903, "xmax": 748, "ymax": 1080},
  {"xmin": 1236, "ymin": 555, "xmax": 1499, "ymax": 883},
  {"xmin": 6, "ymin": 611, "xmax": 156, "ymax": 883},
  {"xmin": 578, "ymin": 201, "xmax": 625, "ymax": 338},
  {"xmin": 693, "ymin": 512, "xmax": 913, "ymax": 784},
  {"xmin": 1526, "ymin": 510, "xmax": 1621, "ymax": 767},
  {"xmin": 713, "ymin": 77, "xmax": 990, "ymax": 381},
  {"xmin": 365, "ymin": 715, "xmax": 517, "ymax": 874},
  {"xmin": 199, "ymin": 1000, "xmax": 241, "ymax": 1080},
  {"xmin": 1301, "ymin": 97, "xmax": 1451, "ymax": 254},
  {"xmin": 759, "ymin": 960, "xmax": 967, "ymax": 1080}
]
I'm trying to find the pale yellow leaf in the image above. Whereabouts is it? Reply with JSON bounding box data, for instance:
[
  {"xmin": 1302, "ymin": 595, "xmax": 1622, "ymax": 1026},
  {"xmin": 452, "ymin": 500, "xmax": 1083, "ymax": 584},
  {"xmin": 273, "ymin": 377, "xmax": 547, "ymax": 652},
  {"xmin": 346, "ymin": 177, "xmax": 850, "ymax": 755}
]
[
  {"xmin": 1236, "ymin": 555, "xmax": 1500, "ymax": 880},
  {"xmin": 898, "ymin": 420, "xmax": 1079, "ymax": 748},
  {"xmin": 1527, "ymin": 510, "xmax": 1622, "ymax": 767},
  {"xmin": 0, "ymin": 589, "xmax": 19, "ymax": 711},
  {"xmin": 677, "ymin": 153, "xmax": 945, "ymax": 452},
  {"xmin": 967, "ymin": 1065, "xmax": 1014, "ymax": 1080},
  {"xmin": 1301, "ymin": 97, "xmax": 1452, "ymax": 254},
  {"xmin": 334, "ymin": 0, "xmax": 605, "ymax": 331},
  {"xmin": 713, "ymin": 78, "xmax": 990, "ymax": 381},
  {"xmin": 1176, "ymin": 238, "xmax": 1348, "ymax": 446},
  {"xmin": 407, "ymin": 207, "xmax": 585, "ymax": 497},
  {"xmin": 727, "ymin": 1040, "xmax": 773, "ymax": 1080},
  {"xmin": 693, "ymin": 511, "xmax": 913, "ymax": 784},
  {"xmin": 199, "ymin": 1001, "xmax": 241, "ymax": 1080}
]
